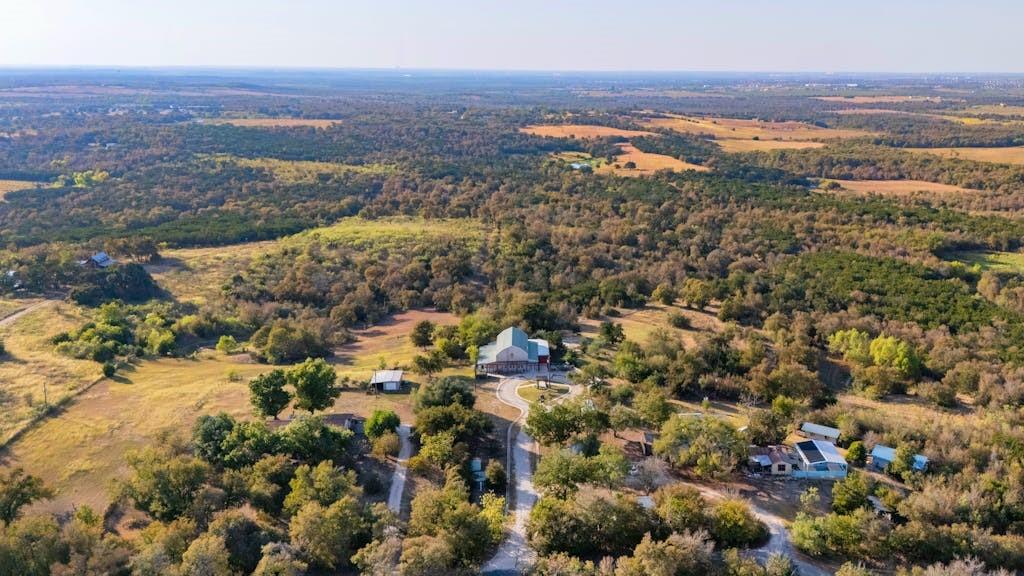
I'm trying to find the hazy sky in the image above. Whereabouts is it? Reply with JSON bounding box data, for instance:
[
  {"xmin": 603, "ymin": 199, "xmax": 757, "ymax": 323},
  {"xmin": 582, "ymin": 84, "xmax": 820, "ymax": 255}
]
[{"xmin": 4, "ymin": 0, "xmax": 1022, "ymax": 72}]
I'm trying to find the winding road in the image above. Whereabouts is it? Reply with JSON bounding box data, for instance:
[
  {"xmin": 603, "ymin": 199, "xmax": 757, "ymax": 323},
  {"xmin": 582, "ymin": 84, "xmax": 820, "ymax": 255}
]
[
  {"xmin": 387, "ymin": 424, "xmax": 413, "ymax": 513},
  {"xmin": 481, "ymin": 376, "xmax": 538, "ymax": 574},
  {"xmin": 0, "ymin": 299, "xmax": 56, "ymax": 328}
]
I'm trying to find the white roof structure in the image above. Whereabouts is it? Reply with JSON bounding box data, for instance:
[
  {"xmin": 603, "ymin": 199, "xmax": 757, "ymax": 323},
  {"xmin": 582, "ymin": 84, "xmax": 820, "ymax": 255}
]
[
  {"xmin": 795, "ymin": 440, "xmax": 846, "ymax": 466},
  {"xmin": 800, "ymin": 422, "xmax": 840, "ymax": 440},
  {"xmin": 370, "ymin": 370, "xmax": 404, "ymax": 384}
]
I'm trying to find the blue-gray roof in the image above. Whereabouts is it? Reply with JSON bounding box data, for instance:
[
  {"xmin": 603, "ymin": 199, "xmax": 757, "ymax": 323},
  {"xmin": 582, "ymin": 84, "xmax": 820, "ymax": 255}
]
[
  {"xmin": 497, "ymin": 327, "xmax": 530, "ymax": 354},
  {"xmin": 871, "ymin": 445, "xmax": 928, "ymax": 471}
]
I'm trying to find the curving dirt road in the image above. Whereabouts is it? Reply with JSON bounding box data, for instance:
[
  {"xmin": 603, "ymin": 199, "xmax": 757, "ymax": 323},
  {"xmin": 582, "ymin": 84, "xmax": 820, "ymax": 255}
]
[
  {"xmin": 0, "ymin": 299, "xmax": 56, "ymax": 328},
  {"xmin": 481, "ymin": 376, "xmax": 537, "ymax": 574}
]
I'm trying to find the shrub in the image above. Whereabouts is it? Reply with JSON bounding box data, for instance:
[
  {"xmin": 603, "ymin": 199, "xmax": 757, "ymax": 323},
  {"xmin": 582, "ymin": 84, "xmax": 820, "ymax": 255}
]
[
  {"xmin": 102, "ymin": 362, "xmax": 116, "ymax": 377},
  {"xmin": 485, "ymin": 460, "xmax": 507, "ymax": 493},
  {"xmin": 366, "ymin": 409, "xmax": 401, "ymax": 440},
  {"xmin": 668, "ymin": 312, "xmax": 691, "ymax": 329},
  {"xmin": 372, "ymin": 432, "xmax": 401, "ymax": 459}
]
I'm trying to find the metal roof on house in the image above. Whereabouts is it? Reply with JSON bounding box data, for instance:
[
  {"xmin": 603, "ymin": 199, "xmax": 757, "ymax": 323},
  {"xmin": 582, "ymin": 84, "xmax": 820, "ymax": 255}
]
[
  {"xmin": 497, "ymin": 326, "xmax": 530, "ymax": 354},
  {"xmin": 801, "ymin": 422, "xmax": 841, "ymax": 439},
  {"xmin": 370, "ymin": 370, "xmax": 404, "ymax": 384},
  {"xmin": 476, "ymin": 327, "xmax": 549, "ymax": 365},
  {"xmin": 870, "ymin": 444, "xmax": 929, "ymax": 470},
  {"xmin": 795, "ymin": 440, "xmax": 846, "ymax": 466},
  {"xmin": 90, "ymin": 252, "xmax": 115, "ymax": 268}
]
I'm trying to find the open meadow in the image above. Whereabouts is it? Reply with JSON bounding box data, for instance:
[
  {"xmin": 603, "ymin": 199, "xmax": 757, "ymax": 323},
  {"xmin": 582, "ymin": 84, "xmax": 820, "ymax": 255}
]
[
  {"xmin": 520, "ymin": 124, "xmax": 654, "ymax": 139},
  {"xmin": 0, "ymin": 179, "xmax": 42, "ymax": 200},
  {"xmin": 596, "ymin": 143, "xmax": 708, "ymax": 176},
  {"xmin": 821, "ymin": 178, "xmax": 979, "ymax": 197},
  {"xmin": 0, "ymin": 301, "xmax": 101, "ymax": 446},
  {"xmin": 907, "ymin": 145, "xmax": 1024, "ymax": 166}
]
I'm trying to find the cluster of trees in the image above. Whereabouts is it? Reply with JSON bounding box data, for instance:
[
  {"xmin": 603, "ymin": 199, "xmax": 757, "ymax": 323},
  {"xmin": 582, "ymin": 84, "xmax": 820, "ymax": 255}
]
[
  {"xmin": 407, "ymin": 377, "xmax": 494, "ymax": 478},
  {"xmin": 528, "ymin": 483, "xmax": 768, "ymax": 568}
]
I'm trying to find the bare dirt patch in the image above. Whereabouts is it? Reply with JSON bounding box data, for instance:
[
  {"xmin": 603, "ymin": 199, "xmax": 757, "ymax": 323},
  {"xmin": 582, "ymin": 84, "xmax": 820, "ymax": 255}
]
[
  {"xmin": 813, "ymin": 95, "xmax": 942, "ymax": 104},
  {"xmin": 714, "ymin": 139, "xmax": 826, "ymax": 153}
]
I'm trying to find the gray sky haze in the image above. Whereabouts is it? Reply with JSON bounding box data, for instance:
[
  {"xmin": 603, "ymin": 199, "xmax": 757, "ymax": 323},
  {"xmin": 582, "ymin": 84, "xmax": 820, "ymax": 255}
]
[{"xmin": 3, "ymin": 0, "xmax": 1021, "ymax": 72}]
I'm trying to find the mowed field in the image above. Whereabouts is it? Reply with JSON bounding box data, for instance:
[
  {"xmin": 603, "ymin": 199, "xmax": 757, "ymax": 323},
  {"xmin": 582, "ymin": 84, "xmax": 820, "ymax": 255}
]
[
  {"xmin": 642, "ymin": 113, "xmax": 873, "ymax": 142},
  {"xmin": 947, "ymin": 250, "xmax": 1024, "ymax": 273},
  {"xmin": 0, "ymin": 302, "xmax": 102, "ymax": 445},
  {"xmin": 0, "ymin": 179, "xmax": 42, "ymax": 199},
  {"xmin": 823, "ymin": 179, "xmax": 979, "ymax": 197},
  {"xmin": 2, "ymin": 307, "xmax": 464, "ymax": 515},
  {"xmin": 203, "ymin": 118, "xmax": 340, "ymax": 128},
  {"xmin": 596, "ymin": 143, "xmax": 708, "ymax": 176},
  {"xmin": 521, "ymin": 124, "xmax": 654, "ymax": 139},
  {"xmin": 906, "ymin": 146, "xmax": 1024, "ymax": 166}
]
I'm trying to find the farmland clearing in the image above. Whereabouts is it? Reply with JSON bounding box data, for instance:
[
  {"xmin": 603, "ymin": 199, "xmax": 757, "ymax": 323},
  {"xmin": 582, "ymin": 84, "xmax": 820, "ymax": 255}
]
[
  {"xmin": 0, "ymin": 179, "xmax": 43, "ymax": 200},
  {"xmin": 597, "ymin": 143, "xmax": 708, "ymax": 176},
  {"xmin": 521, "ymin": 124, "xmax": 654, "ymax": 139},
  {"xmin": 906, "ymin": 146, "xmax": 1024, "ymax": 166},
  {"xmin": 819, "ymin": 178, "xmax": 979, "ymax": 197},
  {"xmin": 642, "ymin": 113, "xmax": 873, "ymax": 142}
]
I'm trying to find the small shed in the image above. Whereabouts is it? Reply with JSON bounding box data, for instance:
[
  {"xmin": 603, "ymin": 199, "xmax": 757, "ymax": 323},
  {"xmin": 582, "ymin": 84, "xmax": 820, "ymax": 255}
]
[
  {"xmin": 868, "ymin": 444, "xmax": 929, "ymax": 472},
  {"xmin": 371, "ymin": 369, "xmax": 404, "ymax": 392},
  {"xmin": 800, "ymin": 422, "xmax": 841, "ymax": 443}
]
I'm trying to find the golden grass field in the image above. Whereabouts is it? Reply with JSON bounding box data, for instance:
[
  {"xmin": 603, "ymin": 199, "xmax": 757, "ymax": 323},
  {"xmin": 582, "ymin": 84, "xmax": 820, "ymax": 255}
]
[
  {"xmin": 521, "ymin": 124, "xmax": 654, "ymax": 139},
  {"xmin": 204, "ymin": 118, "xmax": 340, "ymax": 128},
  {"xmin": 906, "ymin": 146, "xmax": 1024, "ymax": 166},
  {"xmin": 823, "ymin": 179, "xmax": 978, "ymax": 197},
  {"xmin": 0, "ymin": 179, "xmax": 42, "ymax": 200},
  {"xmin": 642, "ymin": 113, "xmax": 873, "ymax": 142},
  {"xmin": 596, "ymin": 143, "xmax": 708, "ymax": 176},
  {"xmin": 290, "ymin": 216, "xmax": 485, "ymax": 251},
  {"xmin": 212, "ymin": 155, "xmax": 396, "ymax": 184},
  {"xmin": 0, "ymin": 302, "xmax": 102, "ymax": 446},
  {"xmin": 2, "ymin": 307, "xmax": 465, "ymax": 515}
]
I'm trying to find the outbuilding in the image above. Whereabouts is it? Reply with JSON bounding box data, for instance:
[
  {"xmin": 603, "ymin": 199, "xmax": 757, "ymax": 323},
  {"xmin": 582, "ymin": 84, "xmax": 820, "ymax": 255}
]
[
  {"xmin": 799, "ymin": 422, "xmax": 841, "ymax": 443},
  {"xmin": 371, "ymin": 369, "xmax": 404, "ymax": 392},
  {"xmin": 868, "ymin": 444, "xmax": 929, "ymax": 473}
]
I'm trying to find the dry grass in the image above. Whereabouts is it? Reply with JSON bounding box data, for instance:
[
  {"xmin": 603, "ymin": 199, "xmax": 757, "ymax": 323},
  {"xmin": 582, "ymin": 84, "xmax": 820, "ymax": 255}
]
[
  {"xmin": 947, "ymin": 250, "xmax": 1024, "ymax": 273},
  {"xmin": 597, "ymin": 143, "xmax": 708, "ymax": 176},
  {"xmin": 1, "ymin": 308, "xmax": 466, "ymax": 515},
  {"xmin": 331, "ymin": 309, "xmax": 460, "ymax": 383},
  {"xmin": 0, "ymin": 179, "xmax": 42, "ymax": 200},
  {"xmin": 906, "ymin": 146, "xmax": 1024, "ymax": 166},
  {"xmin": 578, "ymin": 303, "xmax": 724, "ymax": 350},
  {"xmin": 0, "ymin": 302, "xmax": 102, "ymax": 445},
  {"xmin": 714, "ymin": 139, "xmax": 826, "ymax": 153},
  {"xmin": 823, "ymin": 179, "xmax": 979, "ymax": 197},
  {"xmin": 642, "ymin": 114, "xmax": 872, "ymax": 142},
  {"xmin": 204, "ymin": 118, "xmax": 340, "ymax": 128},
  {"xmin": 521, "ymin": 124, "xmax": 654, "ymax": 139},
  {"xmin": 147, "ymin": 242, "xmax": 275, "ymax": 306}
]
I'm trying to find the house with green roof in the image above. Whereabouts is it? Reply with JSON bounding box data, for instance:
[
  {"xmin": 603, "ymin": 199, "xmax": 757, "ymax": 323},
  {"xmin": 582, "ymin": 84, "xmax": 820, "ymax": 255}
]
[{"xmin": 475, "ymin": 326, "xmax": 550, "ymax": 374}]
